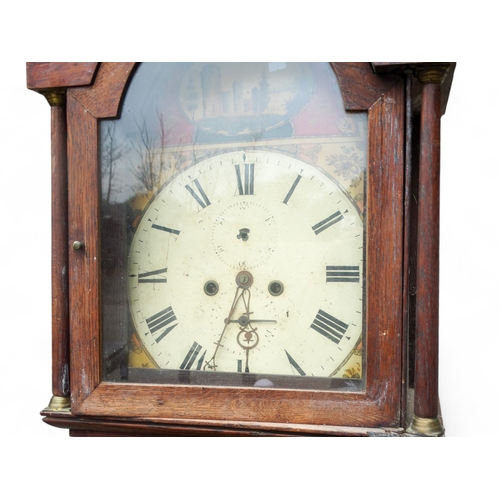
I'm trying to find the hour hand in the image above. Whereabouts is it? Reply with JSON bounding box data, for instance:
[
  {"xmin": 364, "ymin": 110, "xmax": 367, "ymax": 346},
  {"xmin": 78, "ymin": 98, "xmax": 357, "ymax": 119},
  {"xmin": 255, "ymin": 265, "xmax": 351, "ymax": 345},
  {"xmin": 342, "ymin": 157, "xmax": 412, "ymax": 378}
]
[{"xmin": 225, "ymin": 315, "xmax": 277, "ymax": 327}]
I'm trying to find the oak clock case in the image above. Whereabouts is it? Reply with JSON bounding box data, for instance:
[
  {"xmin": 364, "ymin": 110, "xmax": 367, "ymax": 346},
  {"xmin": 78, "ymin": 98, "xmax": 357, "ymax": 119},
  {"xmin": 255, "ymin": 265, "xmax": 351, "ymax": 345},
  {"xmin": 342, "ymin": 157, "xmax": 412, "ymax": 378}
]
[{"xmin": 28, "ymin": 61, "xmax": 453, "ymax": 436}]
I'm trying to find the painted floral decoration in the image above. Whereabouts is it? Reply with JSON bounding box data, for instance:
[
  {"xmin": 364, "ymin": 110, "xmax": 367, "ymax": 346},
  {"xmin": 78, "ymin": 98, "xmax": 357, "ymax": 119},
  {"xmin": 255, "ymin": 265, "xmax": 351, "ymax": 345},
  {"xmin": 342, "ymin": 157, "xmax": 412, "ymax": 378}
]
[{"xmin": 326, "ymin": 145, "xmax": 365, "ymax": 187}]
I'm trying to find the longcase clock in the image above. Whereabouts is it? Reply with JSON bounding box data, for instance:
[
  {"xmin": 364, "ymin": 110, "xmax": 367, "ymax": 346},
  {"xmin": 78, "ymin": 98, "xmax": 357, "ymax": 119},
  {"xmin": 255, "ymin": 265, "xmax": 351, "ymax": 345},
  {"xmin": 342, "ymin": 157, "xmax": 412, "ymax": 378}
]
[{"xmin": 27, "ymin": 62, "xmax": 455, "ymax": 436}]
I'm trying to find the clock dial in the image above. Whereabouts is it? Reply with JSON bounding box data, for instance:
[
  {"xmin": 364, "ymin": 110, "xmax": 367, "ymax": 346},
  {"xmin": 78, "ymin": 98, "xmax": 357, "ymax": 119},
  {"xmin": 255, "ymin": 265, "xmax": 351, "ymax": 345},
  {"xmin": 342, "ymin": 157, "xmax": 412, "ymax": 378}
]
[{"xmin": 127, "ymin": 150, "xmax": 364, "ymax": 378}]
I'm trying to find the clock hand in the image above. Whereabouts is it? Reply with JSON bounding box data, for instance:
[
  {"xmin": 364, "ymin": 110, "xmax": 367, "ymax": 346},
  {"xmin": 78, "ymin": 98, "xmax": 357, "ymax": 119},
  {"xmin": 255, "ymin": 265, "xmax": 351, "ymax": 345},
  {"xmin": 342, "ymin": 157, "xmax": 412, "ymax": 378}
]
[
  {"xmin": 204, "ymin": 270, "xmax": 257, "ymax": 372},
  {"xmin": 226, "ymin": 316, "xmax": 277, "ymax": 326},
  {"xmin": 238, "ymin": 286, "xmax": 260, "ymax": 373},
  {"xmin": 204, "ymin": 285, "xmax": 245, "ymax": 372}
]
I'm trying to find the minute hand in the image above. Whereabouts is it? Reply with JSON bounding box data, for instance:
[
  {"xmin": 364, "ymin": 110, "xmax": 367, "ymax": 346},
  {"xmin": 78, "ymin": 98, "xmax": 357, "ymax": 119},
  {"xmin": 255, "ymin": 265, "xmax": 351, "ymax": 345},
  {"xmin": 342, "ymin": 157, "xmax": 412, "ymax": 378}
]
[{"xmin": 226, "ymin": 315, "xmax": 277, "ymax": 327}]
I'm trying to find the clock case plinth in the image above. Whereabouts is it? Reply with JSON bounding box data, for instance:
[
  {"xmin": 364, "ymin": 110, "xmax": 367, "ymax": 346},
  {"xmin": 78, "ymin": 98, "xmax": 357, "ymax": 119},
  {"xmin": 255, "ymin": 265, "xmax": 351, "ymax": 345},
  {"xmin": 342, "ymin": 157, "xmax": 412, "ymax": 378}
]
[{"xmin": 27, "ymin": 62, "xmax": 455, "ymax": 437}]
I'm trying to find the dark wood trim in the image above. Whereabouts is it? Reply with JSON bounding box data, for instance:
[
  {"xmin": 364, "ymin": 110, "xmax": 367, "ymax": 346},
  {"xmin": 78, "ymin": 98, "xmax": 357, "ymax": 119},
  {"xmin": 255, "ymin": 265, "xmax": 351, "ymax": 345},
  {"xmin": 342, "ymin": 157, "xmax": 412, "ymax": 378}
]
[
  {"xmin": 331, "ymin": 62, "xmax": 397, "ymax": 110},
  {"xmin": 67, "ymin": 92, "xmax": 101, "ymax": 406},
  {"xmin": 42, "ymin": 410, "xmax": 403, "ymax": 436},
  {"xmin": 70, "ymin": 62, "xmax": 136, "ymax": 118},
  {"xmin": 73, "ymin": 382, "xmax": 392, "ymax": 427},
  {"xmin": 26, "ymin": 62, "xmax": 99, "ymax": 91},
  {"xmin": 365, "ymin": 82, "xmax": 405, "ymax": 423},
  {"xmin": 401, "ymin": 73, "xmax": 413, "ymax": 427}
]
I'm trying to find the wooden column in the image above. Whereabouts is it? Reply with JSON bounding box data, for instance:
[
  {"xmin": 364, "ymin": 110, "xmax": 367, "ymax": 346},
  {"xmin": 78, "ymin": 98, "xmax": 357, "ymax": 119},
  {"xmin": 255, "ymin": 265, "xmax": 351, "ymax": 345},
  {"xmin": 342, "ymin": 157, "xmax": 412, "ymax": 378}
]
[
  {"xmin": 43, "ymin": 90, "xmax": 71, "ymax": 412},
  {"xmin": 408, "ymin": 66, "xmax": 449, "ymax": 436},
  {"xmin": 26, "ymin": 63, "xmax": 100, "ymax": 416}
]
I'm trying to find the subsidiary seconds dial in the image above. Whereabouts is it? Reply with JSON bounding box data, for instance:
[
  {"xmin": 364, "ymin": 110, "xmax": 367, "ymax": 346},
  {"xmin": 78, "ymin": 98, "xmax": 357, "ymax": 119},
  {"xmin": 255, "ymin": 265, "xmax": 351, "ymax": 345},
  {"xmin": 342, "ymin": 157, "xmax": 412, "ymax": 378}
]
[{"xmin": 127, "ymin": 150, "xmax": 364, "ymax": 378}]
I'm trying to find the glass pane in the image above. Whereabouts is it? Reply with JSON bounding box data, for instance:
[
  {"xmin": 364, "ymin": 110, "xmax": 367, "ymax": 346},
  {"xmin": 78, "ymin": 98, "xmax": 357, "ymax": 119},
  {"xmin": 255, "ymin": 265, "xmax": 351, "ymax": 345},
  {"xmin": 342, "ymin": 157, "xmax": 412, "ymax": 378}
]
[{"xmin": 100, "ymin": 63, "xmax": 367, "ymax": 390}]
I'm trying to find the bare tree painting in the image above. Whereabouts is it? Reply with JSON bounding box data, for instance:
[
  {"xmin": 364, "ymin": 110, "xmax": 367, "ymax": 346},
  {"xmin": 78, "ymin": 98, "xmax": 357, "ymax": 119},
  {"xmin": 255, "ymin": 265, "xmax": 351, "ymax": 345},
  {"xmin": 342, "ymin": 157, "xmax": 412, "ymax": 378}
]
[
  {"xmin": 101, "ymin": 121, "xmax": 129, "ymax": 204},
  {"xmin": 131, "ymin": 111, "xmax": 176, "ymax": 193}
]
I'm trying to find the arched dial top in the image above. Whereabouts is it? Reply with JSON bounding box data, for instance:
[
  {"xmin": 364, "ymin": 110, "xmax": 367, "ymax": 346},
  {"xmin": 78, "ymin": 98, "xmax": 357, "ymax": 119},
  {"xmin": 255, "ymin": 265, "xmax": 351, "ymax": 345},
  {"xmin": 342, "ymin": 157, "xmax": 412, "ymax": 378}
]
[{"xmin": 127, "ymin": 150, "xmax": 364, "ymax": 378}]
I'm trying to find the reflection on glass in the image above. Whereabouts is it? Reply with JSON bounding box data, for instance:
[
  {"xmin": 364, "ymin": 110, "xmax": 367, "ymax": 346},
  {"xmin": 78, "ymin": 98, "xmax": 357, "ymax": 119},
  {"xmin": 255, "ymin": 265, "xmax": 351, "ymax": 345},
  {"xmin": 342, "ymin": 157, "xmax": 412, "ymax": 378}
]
[{"xmin": 100, "ymin": 63, "xmax": 367, "ymax": 390}]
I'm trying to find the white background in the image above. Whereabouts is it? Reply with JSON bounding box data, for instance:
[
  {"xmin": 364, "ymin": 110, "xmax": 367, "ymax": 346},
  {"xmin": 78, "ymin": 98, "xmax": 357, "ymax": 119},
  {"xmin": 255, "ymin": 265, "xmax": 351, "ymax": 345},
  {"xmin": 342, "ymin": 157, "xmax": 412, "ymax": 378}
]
[{"xmin": 1, "ymin": 6, "xmax": 498, "ymax": 498}]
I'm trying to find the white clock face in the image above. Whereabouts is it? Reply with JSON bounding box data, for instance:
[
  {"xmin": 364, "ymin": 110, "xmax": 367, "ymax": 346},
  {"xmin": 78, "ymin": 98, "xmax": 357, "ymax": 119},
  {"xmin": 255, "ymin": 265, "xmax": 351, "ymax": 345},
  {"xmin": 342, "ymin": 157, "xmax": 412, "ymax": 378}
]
[{"xmin": 127, "ymin": 150, "xmax": 363, "ymax": 378}]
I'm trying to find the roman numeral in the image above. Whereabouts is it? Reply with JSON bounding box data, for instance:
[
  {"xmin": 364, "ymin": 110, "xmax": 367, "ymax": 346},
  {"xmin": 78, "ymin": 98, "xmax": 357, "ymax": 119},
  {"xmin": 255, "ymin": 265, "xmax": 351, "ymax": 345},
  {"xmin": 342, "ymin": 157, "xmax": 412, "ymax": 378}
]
[
  {"xmin": 151, "ymin": 223, "xmax": 180, "ymax": 235},
  {"xmin": 145, "ymin": 306, "xmax": 178, "ymax": 343},
  {"xmin": 180, "ymin": 341, "xmax": 206, "ymax": 370},
  {"xmin": 137, "ymin": 267, "xmax": 168, "ymax": 283},
  {"xmin": 235, "ymin": 164, "xmax": 255, "ymax": 195},
  {"xmin": 326, "ymin": 266, "xmax": 360, "ymax": 283},
  {"xmin": 185, "ymin": 179, "xmax": 211, "ymax": 208},
  {"xmin": 311, "ymin": 210, "xmax": 344, "ymax": 235},
  {"xmin": 310, "ymin": 309, "xmax": 348, "ymax": 344},
  {"xmin": 285, "ymin": 350, "xmax": 306, "ymax": 376},
  {"xmin": 283, "ymin": 174, "xmax": 302, "ymax": 204}
]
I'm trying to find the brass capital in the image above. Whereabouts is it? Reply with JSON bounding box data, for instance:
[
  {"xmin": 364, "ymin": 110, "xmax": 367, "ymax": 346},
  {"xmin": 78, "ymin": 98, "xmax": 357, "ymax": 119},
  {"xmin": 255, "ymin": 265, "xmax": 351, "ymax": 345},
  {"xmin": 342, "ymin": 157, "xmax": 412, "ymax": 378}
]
[
  {"xmin": 40, "ymin": 89, "xmax": 66, "ymax": 107},
  {"xmin": 407, "ymin": 415, "xmax": 445, "ymax": 436},
  {"xmin": 415, "ymin": 66, "xmax": 449, "ymax": 85}
]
